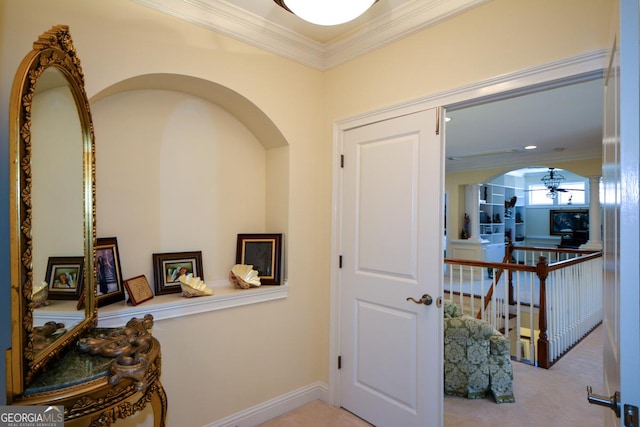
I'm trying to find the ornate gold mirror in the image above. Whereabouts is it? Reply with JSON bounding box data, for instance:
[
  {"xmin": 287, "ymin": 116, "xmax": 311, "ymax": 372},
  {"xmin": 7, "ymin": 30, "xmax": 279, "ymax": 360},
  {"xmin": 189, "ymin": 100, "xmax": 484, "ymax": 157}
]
[{"xmin": 7, "ymin": 25, "xmax": 96, "ymax": 398}]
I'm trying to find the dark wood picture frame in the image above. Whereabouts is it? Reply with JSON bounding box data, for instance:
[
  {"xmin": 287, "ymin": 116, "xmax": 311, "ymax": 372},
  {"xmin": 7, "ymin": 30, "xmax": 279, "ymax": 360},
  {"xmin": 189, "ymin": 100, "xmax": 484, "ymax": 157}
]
[
  {"xmin": 152, "ymin": 251, "xmax": 203, "ymax": 295},
  {"xmin": 549, "ymin": 209, "xmax": 589, "ymax": 235},
  {"xmin": 236, "ymin": 233, "xmax": 283, "ymax": 285},
  {"xmin": 124, "ymin": 275, "xmax": 154, "ymax": 306},
  {"xmin": 96, "ymin": 237, "xmax": 125, "ymax": 307},
  {"xmin": 45, "ymin": 256, "xmax": 84, "ymax": 300}
]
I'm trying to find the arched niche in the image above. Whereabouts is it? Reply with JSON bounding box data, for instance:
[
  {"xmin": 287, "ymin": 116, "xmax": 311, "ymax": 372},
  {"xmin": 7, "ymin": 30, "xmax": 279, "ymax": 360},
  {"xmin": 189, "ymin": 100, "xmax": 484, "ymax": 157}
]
[
  {"xmin": 90, "ymin": 74, "xmax": 289, "ymax": 284},
  {"xmin": 91, "ymin": 74, "xmax": 288, "ymax": 150}
]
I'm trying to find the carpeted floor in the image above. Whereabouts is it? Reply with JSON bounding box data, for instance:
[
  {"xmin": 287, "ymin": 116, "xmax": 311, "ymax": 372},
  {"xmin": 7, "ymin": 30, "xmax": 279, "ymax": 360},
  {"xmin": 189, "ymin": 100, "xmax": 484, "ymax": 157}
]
[
  {"xmin": 258, "ymin": 401, "xmax": 372, "ymax": 427},
  {"xmin": 444, "ymin": 324, "xmax": 604, "ymax": 427},
  {"xmin": 260, "ymin": 325, "xmax": 604, "ymax": 426}
]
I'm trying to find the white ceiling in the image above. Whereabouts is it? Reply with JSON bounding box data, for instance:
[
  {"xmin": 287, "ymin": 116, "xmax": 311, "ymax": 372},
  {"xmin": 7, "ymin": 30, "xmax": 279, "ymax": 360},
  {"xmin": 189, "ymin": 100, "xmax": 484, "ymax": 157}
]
[
  {"xmin": 133, "ymin": 0, "xmax": 604, "ymax": 173},
  {"xmin": 445, "ymin": 78, "xmax": 604, "ymax": 172}
]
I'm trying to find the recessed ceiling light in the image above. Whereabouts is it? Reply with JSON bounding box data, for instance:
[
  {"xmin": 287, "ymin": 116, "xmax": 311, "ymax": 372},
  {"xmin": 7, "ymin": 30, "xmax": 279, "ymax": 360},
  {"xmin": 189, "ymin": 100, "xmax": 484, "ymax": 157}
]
[
  {"xmin": 524, "ymin": 145, "xmax": 537, "ymax": 150},
  {"xmin": 445, "ymin": 117, "xmax": 452, "ymax": 122}
]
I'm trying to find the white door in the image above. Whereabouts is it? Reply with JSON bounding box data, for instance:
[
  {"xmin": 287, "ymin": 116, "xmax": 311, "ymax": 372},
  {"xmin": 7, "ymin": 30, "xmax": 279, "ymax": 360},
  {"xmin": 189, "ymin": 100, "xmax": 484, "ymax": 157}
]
[
  {"xmin": 339, "ymin": 108, "xmax": 443, "ymax": 426},
  {"xmin": 599, "ymin": 1, "xmax": 640, "ymax": 425}
]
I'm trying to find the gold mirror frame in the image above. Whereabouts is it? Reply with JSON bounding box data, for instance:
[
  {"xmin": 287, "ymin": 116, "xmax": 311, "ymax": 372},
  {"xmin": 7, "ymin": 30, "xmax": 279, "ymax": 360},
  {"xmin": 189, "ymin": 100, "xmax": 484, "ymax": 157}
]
[{"xmin": 7, "ymin": 25, "xmax": 96, "ymax": 398}]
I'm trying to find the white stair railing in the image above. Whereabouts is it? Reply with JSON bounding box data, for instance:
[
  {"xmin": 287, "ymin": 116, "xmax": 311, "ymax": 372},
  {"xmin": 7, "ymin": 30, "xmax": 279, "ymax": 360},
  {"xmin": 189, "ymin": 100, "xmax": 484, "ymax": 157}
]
[
  {"xmin": 545, "ymin": 254, "xmax": 603, "ymax": 363},
  {"xmin": 444, "ymin": 246, "xmax": 603, "ymax": 368}
]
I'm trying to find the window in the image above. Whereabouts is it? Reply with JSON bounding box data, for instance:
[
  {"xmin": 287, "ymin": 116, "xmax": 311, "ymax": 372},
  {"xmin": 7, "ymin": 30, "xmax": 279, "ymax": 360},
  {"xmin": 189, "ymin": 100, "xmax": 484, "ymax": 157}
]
[
  {"xmin": 528, "ymin": 182, "xmax": 586, "ymax": 206},
  {"xmin": 557, "ymin": 183, "xmax": 586, "ymax": 205},
  {"xmin": 528, "ymin": 184, "xmax": 552, "ymax": 205}
]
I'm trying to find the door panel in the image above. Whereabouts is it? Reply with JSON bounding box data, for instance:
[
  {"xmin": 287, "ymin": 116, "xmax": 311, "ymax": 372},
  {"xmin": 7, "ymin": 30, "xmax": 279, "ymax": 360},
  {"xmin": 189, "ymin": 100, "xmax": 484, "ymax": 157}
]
[
  {"xmin": 357, "ymin": 136, "xmax": 418, "ymax": 277},
  {"xmin": 355, "ymin": 301, "xmax": 417, "ymax": 409},
  {"xmin": 340, "ymin": 108, "xmax": 443, "ymax": 427},
  {"xmin": 600, "ymin": 1, "xmax": 640, "ymax": 425}
]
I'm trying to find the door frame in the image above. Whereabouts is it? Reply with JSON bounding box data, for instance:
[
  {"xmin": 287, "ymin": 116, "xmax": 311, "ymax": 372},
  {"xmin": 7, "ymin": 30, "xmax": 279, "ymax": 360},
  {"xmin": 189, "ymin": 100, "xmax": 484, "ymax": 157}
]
[{"xmin": 328, "ymin": 49, "xmax": 609, "ymax": 410}]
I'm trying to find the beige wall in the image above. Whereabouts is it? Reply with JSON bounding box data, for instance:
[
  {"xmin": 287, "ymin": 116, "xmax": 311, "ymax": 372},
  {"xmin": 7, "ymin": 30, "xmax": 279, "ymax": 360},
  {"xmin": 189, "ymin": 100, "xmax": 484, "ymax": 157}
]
[
  {"xmin": 1, "ymin": 0, "xmax": 326, "ymax": 424},
  {"xmin": 0, "ymin": 0, "xmax": 613, "ymax": 422},
  {"xmin": 92, "ymin": 89, "xmax": 272, "ymax": 282},
  {"xmin": 324, "ymin": 0, "xmax": 612, "ymax": 121}
]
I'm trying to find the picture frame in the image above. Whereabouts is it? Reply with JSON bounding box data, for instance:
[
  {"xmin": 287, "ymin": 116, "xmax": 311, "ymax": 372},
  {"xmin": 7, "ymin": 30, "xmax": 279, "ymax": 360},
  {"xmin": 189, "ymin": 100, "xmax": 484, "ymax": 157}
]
[
  {"xmin": 45, "ymin": 256, "xmax": 84, "ymax": 300},
  {"xmin": 96, "ymin": 237, "xmax": 125, "ymax": 307},
  {"xmin": 153, "ymin": 251, "xmax": 203, "ymax": 295},
  {"xmin": 236, "ymin": 233, "xmax": 282, "ymax": 285},
  {"xmin": 124, "ymin": 275, "xmax": 154, "ymax": 306},
  {"xmin": 549, "ymin": 209, "xmax": 589, "ymax": 235}
]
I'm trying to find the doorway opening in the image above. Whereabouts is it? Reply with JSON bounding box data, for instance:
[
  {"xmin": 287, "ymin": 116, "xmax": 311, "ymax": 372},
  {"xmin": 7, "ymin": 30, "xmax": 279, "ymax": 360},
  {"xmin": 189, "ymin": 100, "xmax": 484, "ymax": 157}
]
[{"xmin": 442, "ymin": 76, "xmax": 604, "ymax": 420}]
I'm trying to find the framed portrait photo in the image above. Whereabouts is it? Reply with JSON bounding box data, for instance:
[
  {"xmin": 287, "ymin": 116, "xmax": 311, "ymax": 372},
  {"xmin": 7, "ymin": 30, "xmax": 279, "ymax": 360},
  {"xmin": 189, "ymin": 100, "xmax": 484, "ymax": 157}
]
[
  {"xmin": 96, "ymin": 237, "xmax": 125, "ymax": 307},
  {"xmin": 45, "ymin": 256, "xmax": 84, "ymax": 300},
  {"xmin": 153, "ymin": 251, "xmax": 203, "ymax": 295},
  {"xmin": 236, "ymin": 233, "xmax": 283, "ymax": 285}
]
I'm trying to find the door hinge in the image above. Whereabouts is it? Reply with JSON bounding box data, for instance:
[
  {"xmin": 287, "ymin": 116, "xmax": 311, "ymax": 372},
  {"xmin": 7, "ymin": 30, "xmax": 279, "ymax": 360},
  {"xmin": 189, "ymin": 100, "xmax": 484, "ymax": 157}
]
[
  {"xmin": 339, "ymin": 255, "xmax": 343, "ymax": 268},
  {"xmin": 340, "ymin": 154, "xmax": 344, "ymax": 168},
  {"xmin": 338, "ymin": 355, "xmax": 342, "ymax": 370},
  {"xmin": 625, "ymin": 404, "xmax": 639, "ymax": 427}
]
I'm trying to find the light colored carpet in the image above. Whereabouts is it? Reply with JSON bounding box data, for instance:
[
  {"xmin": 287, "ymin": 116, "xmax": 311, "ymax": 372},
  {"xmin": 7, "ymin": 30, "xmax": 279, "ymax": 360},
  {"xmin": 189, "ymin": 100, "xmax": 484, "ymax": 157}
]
[
  {"xmin": 259, "ymin": 400, "xmax": 372, "ymax": 427},
  {"xmin": 260, "ymin": 325, "xmax": 604, "ymax": 426},
  {"xmin": 444, "ymin": 324, "xmax": 604, "ymax": 427}
]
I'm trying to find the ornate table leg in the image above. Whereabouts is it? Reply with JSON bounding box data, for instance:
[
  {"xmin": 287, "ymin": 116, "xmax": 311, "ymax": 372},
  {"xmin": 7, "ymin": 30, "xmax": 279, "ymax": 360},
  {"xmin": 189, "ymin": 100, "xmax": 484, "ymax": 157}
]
[{"xmin": 150, "ymin": 379, "xmax": 168, "ymax": 427}]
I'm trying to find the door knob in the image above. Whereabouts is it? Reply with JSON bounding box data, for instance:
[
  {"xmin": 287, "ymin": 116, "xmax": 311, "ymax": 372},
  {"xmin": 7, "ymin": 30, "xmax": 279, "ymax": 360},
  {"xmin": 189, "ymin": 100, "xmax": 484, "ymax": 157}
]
[
  {"xmin": 587, "ymin": 386, "xmax": 621, "ymax": 418},
  {"xmin": 406, "ymin": 294, "xmax": 433, "ymax": 305}
]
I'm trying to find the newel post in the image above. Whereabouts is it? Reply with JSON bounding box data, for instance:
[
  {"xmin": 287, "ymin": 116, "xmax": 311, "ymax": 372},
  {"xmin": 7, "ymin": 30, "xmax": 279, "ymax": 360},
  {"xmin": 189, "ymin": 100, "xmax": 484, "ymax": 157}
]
[
  {"xmin": 536, "ymin": 256, "xmax": 550, "ymax": 368},
  {"xmin": 507, "ymin": 242, "xmax": 515, "ymax": 305}
]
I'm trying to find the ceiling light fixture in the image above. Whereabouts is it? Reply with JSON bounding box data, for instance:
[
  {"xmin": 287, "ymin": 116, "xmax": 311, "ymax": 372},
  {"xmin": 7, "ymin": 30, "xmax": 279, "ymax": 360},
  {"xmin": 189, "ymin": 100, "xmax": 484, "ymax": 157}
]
[
  {"xmin": 273, "ymin": 0, "xmax": 378, "ymax": 26},
  {"xmin": 541, "ymin": 168, "xmax": 565, "ymax": 199}
]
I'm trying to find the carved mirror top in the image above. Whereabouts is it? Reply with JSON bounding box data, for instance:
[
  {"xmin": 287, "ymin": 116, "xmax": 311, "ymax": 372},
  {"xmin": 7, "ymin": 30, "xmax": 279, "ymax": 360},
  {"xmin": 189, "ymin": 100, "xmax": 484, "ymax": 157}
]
[{"xmin": 8, "ymin": 25, "xmax": 97, "ymax": 397}]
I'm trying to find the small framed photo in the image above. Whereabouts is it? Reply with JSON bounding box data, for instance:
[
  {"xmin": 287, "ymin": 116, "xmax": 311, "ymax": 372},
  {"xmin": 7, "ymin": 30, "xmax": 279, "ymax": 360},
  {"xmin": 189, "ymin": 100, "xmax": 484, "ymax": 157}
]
[
  {"xmin": 124, "ymin": 275, "xmax": 154, "ymax": 306},
  {"xmin": 45, "ymin": 256, "xmax": 84, "ymax": 300},
  {"xmin": 236, "ymin": 233, "xmax": 283, "ymax": 285},
  {"xmin": 153, "ymin": 251, "xmax": 203, "ymax": 295},
  {"xmin": 96, "ymin": 237, "xmax": 125, "ymax": 307}
]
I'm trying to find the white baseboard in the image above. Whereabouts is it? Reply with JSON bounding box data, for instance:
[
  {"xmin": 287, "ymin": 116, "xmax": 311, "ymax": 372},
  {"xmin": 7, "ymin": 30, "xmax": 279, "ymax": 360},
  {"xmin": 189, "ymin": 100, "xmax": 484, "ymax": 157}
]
[{"xmin": 205, "ymin": 382, "xmax": 329, "ymax": 427}]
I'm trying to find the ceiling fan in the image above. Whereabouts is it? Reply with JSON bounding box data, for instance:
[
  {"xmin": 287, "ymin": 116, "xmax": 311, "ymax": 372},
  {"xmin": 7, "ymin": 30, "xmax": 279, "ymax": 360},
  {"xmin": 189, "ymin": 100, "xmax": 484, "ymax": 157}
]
[{"xmin": 530, "ymin": 168, "xmax": 584, "ymax": 199}]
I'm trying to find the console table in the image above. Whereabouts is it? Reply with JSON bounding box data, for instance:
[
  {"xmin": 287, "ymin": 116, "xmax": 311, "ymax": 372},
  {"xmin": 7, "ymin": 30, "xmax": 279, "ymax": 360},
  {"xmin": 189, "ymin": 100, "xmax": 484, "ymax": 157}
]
[{"xmin": 15, "ymin": 317, "xmax": 167, "ymax": 427}]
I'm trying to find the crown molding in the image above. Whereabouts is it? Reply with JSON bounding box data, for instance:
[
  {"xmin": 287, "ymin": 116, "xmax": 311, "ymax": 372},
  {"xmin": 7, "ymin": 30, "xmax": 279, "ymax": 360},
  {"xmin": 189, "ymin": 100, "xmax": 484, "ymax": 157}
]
[
  {"xmin": 132, "ymin": 0, "xmax": 491, "ymax": 71},
  {"xmin": 323, "ymin": 0, "xmax": 491, "ymax": 69}
]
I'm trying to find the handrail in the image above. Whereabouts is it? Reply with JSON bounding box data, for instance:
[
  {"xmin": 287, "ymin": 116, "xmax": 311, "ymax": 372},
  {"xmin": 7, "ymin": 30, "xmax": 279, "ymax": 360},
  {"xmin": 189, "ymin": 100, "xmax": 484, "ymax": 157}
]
[
  {"xmin": 443, "ymin": 258, "xmax": 536, "ymax": 272},
  {"xmin": 478, "ymin": 247, "xmax": 512, "ymax": 319},
  {"xmin": 546, "ymin": 251, "xmax": 602, "ymax": 270},
  {"xmin": 511, "ymin": 245, "xmax": 600, "ymax": 255}
]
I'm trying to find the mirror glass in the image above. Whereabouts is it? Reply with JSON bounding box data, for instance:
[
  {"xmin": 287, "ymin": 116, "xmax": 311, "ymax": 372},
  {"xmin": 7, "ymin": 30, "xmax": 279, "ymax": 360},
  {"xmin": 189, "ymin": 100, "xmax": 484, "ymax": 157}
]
[
  {"xmin": 30, "ymin": 67, "xmax": 85, "ymax": 353},
  {"xmin": 8, "ymin": 25, "xmax": 96, "ymax": 397}
]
